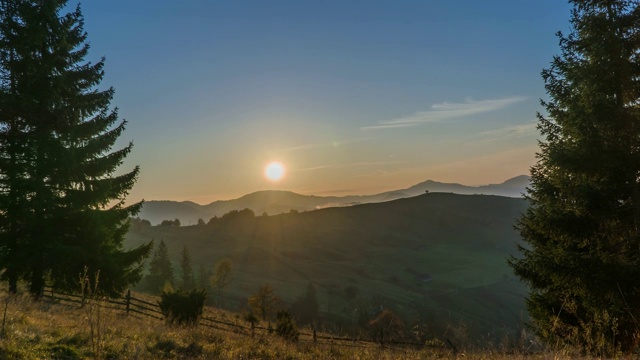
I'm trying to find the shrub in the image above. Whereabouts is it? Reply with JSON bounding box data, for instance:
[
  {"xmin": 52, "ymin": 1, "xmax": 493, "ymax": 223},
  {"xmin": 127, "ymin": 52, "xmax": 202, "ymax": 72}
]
[
  {"xmin": 49, "ymin": 344, "xmax": 81, "ymax": 360},
  {"xmin": 158, "ymin": 289, "xmax": 207, "ymax": 326},
  {"xmin": 275, "ymin": 310, "xmax": 299, "ymax": 342}
]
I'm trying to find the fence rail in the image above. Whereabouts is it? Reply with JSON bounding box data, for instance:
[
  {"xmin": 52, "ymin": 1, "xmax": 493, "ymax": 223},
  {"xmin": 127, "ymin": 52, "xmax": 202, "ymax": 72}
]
[{"xmin": 41, "ymin": 286, "xmax": 449, "ymax": 351}]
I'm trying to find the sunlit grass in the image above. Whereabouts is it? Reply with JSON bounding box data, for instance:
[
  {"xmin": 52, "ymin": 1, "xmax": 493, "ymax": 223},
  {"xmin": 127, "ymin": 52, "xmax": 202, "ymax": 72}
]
[{"xmin": 0, "ymin": 288, "xmax": 607, "ymax": 359}]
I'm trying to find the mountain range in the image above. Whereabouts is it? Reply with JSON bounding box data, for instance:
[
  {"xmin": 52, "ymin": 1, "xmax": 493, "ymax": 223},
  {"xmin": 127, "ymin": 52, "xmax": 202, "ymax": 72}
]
[{"xmin": 137, "ymin": 175, "xmax": 530, "ymax": 225}]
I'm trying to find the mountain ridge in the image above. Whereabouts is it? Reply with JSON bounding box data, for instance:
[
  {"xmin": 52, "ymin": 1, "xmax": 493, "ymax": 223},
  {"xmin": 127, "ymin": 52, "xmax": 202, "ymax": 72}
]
[{"xmin": 138, "ymin": 175, "xmax": 530, "ymax": 225}]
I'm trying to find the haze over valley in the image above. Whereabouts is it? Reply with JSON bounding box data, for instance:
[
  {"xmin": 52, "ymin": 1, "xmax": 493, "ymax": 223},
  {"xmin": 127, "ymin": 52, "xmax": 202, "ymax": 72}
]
[{"xmin": 138, "ymin": 175, "xmax": 530, "ymax": 225}]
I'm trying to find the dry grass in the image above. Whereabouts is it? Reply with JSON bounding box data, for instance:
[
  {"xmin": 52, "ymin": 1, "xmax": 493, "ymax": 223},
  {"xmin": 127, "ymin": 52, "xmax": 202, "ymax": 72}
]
[{"xmin": 0, "ymin": 290, "xmax": 627, "ymax": 359}]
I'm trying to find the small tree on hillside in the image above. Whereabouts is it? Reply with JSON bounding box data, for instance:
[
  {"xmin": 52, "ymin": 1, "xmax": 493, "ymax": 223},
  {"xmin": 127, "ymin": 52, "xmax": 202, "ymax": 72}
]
[
  {"xmin": 212, "ymin": 257, "xmax": 233, "ymax": 307},
  {"xmin": 144, "ymin": 240, "xmax": 174, "ymax": 292},
  {"xmin": 198, "ymin": 264, "xmax": 209, "ymax": 291},
  {"xmin": 290, "ymin": 282, "xmax": 320, "ymax": 325},
  {"xmin": 248, "ymin": 284, "xmax": 279, "ymax": 321},
  {"xmin": 180, "ymin": 245, "xmax": 195, "ymax": 291}
]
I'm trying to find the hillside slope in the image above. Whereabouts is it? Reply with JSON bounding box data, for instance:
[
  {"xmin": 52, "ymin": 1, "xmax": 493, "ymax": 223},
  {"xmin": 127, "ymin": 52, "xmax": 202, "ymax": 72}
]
[{"xmin": 127, "ymin": 193, "xmax": 529, "ymax": 341}]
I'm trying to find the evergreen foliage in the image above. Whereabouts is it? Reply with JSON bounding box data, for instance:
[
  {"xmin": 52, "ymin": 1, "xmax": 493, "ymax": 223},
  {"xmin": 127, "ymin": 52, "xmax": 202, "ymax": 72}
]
[
  {"xmin": 198, "ymin": 264, "xmax": 209, "ymax": 292},
  {"xmin": 144, "ymin": 240, "xmax": 174, "ymax": 293},
  {"xmin": 0, "ymin": 0, "xmax": 150, "ymax": 297},
  {"xmin": 180, "ymin": 245, "xmax": 194, "ymax": 291},
  {"xmin": 509, "ymin": 0, "xmax": 640, "ymax": 355},
  {"xmin": 275, "ymin": 310, "xmax": 299, "ymax": 342},
  {"xmin": 158, "ymin": 288, "xmax": 207, "ymax": 326},
  {"xmin": 290, "ymin": 282, "xmax": 319, "ymax": 325}
]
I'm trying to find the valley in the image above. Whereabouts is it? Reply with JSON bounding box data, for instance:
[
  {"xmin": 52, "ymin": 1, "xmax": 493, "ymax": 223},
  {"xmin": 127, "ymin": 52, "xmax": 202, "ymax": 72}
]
[{"xmin": 126, "ymin": 192, "xmax": 529, "ymax": 342}]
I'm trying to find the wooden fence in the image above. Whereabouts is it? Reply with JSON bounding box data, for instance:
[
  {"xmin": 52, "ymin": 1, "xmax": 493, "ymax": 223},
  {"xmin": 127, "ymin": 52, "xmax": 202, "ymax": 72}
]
[{"xmin": 42, "ymin": 286, "xmax": 450, "ymax": 352}]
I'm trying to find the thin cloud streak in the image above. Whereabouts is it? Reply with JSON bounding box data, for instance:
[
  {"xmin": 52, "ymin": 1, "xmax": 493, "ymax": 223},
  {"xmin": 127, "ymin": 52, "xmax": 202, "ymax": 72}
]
[
  {"xmin": 277, "ymin": 138, "xmax": 375, "ymax": 152},
  {"xmin": 362, "ymin": 96, "xmax": 527, "ymax": 130},
  {"xmin": 361, "ymin": 123, "xmax": 416, "ymax": 131},
  {"xmin": 296, "ymin": 160, "xmax": 410, "ymax": 172},
  {"xmin": 478, "ymin": 122, "xmax": 537, "ymax": 139}
]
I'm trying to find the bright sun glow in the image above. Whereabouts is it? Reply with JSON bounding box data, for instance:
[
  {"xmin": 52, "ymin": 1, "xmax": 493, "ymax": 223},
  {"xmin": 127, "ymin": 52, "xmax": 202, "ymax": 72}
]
[{"xmin": 264, "ymin": 162, "xmax": 286, "ymax": 182}]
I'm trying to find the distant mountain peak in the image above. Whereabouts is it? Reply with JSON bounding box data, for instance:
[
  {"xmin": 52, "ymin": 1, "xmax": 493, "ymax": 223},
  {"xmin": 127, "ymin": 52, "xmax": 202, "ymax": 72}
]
[
  {"xmin": 137, "ymin": 175, "xmax": 530, "ymax": 224},
  {"xmin": 500, "ymin": 175, "xmax": 531, "ymax": 186}
]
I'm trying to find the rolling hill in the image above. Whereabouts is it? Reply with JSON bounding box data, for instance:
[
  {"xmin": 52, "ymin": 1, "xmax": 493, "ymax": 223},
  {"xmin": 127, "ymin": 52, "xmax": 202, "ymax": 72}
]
[
  {"xmin": 126, "ymin": 192, "xmax": 529, "ymax": 341},
  {"xmin": 138, "ymin": 175, "xmax": 530, "ymax": 225}
]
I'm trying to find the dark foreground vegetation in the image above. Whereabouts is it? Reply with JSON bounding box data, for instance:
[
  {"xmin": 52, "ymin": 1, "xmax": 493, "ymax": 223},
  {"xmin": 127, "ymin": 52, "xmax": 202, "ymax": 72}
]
[
  {"xmin": 510, "ymin": 0, "xmax": 640, "ymax": 356},
  {"xmin": 0, "ymin": 0, "xmax": 150, "ymax": 299},
  {"xmin": 0, "ymin": 286, "xmax": 616, "ymax": 359}
]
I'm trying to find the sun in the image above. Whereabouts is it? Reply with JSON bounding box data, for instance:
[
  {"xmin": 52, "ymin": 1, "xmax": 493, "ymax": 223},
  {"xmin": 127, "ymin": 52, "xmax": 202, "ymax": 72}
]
[{"xmin": 264, "ymin": 161, "xmax": 286, "ymax": 182}]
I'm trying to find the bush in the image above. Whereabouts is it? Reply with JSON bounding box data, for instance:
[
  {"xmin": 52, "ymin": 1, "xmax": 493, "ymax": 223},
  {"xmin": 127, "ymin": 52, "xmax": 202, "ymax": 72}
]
[
  {"xmin": 158, "ymin": 289, "xmax": 207, "ymax": 326},
  {"xmin": 49, "ymin": 344, "xmax": 81, "ymax": 360},
  {"xmin": 275, "ymin": 310, "xmax": 299, "ymax": 342}
]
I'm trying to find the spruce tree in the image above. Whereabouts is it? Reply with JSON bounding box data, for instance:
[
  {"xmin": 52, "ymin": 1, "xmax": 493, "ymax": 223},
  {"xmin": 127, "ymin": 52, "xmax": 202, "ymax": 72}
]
[
  {"xmin": 0, "ymin": 1, "xmax": 151, "ymax": 297},
  {"xmin": 510, "ymin": 0, "xmax": 640, "ymax": 354},
  {"xmin": 180, "ymin": 245, "xmax": 195, "ymax": 291},
  {"xmin": 0, "ymin": 0, "xmax": 30, "ymax": 294},
  {"xmin": 145, "ymin": 239, "xmax": 174, "ymax": 293}
]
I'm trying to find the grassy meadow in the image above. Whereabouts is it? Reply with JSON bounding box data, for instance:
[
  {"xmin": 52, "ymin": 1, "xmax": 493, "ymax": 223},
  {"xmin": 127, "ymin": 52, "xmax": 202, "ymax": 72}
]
[{"xmin": 0, "ymin": 287, "xmax": 605, "ymax": 359}]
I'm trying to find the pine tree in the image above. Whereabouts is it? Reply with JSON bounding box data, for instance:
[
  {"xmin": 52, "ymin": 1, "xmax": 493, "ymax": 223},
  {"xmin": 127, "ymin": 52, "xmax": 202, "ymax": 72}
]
[
  {"xmin": 145, "ymin": 239, "xmax": 174, "ymax": 292},
  {"xmin": 290, "ymin": 282, "xmax": 319, "ymax": 325},
  {"xmin": 180, "ymin": 245, "xmax": 195, "ymax": 291},
  {"xmin": 509, "ymin": 0, "xmax": 640, "ymax": 354},
  {"xmin": 0, "ymin": 0, "xmax": 30, "ymax": 294},
  {"xmin": 0, "ymin": 1, "xmax": 151, "ymax": 297},
  {"xmin": 198, "ymin": 264, "xmax": 209, "ymax": 291}
]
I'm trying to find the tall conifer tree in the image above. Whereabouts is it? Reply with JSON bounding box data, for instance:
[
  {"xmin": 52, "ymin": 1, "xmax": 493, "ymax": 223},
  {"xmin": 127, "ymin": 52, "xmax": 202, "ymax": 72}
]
[
  {"xmin": 0, "ymin": 0, "xmax": 31, "ymax": 294},
  {"xmin": 510, "ymin": 0, "xmax": 640, "ymax": 354},
  {"xmin": 0, "ymin": 0, "xmax": 150, "ymax": 297},
  {"xmin": 180, "ymin": 245, "xmax": 194, "ymax": 291},
  {"xmin": 145, "ymin": 239, "xmax": 174, "ymax": 292}
]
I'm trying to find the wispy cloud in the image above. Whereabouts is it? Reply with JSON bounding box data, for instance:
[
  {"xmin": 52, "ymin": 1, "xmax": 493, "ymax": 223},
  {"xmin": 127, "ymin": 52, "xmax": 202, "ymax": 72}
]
[
  {"xmin": 360, "ymin": 123, "xmax": 416, "ymax": 131},
  {"xmin": 295, "ymin": 160, "xmax": 409, "ymax": 172},
  {"xmin": 477, "ymin": 122, "xmax": 537, "ymax": 140},
  {"xmin": 277, "ymin": 138, "xmax": 374, "ymax": 152},
  {"xmin": 362, "ymin": 96, "xmax": 527, "ymax": 130}
]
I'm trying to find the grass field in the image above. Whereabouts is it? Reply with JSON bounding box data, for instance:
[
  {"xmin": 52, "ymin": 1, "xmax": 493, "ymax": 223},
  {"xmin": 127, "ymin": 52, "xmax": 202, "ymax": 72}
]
[{"xmin": 0, "ymin": 287, "xmax": 605, "ymax": 359}]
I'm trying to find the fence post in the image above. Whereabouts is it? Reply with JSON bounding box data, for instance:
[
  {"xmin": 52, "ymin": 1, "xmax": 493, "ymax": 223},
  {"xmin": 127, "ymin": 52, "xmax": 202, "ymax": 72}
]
[
  {"xmin": 125, "ymin": 290, "xmax": 131, "ymax": 315},
  {"xmin": 380, "ymin": 328, "xmax": 384, "ymax": 347},
  {"xmin": 313, "ymin": 329, "xmax": 316, "ymax": 343}
]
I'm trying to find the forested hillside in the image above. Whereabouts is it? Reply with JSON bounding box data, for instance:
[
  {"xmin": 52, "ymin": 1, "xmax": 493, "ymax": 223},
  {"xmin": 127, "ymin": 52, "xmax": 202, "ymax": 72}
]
[{"xmin": 127, "ymin": 193, "xmax": 529, "ymax": 341}]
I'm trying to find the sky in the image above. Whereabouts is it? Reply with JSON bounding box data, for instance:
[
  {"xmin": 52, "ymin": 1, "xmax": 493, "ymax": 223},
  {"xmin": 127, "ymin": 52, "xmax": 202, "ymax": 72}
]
[{"xmin": 77, "ymin": 1, "xmax": 573, "ymax": 204}]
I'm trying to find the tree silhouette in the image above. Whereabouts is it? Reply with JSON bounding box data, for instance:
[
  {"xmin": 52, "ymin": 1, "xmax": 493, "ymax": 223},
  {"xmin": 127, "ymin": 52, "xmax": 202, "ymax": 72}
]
[
  {"xmin": 290, "ymin": 282, "xmax": 319, "ymax": 325},
  {"xmin": 144, "ymin": 240, "xmax": 174, "ymax": 293},
  {"xmin": 510, "ymin": 0, "xmax": 640, "ymax": 354},
  {"xmin": 0, "ymin": 0, "xmax": 150, "ymax": 297},
  {"xmin": 180, "ymin": 245, "xmax": 195, "ymax": 291},
  {"xmin": 248, "ymin": 284, "xmax": 279, "ymax": 321},
  {"xmin": 212, "ymin": 257, "xmax": 232, "ymax": 307}
]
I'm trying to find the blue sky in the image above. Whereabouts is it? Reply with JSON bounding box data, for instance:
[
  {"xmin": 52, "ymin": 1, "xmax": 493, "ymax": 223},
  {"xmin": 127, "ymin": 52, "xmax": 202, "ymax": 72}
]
[{"xmin": 78, "ymin": 1, "xmax": 572, "ymax": 203}]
